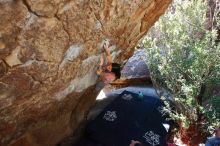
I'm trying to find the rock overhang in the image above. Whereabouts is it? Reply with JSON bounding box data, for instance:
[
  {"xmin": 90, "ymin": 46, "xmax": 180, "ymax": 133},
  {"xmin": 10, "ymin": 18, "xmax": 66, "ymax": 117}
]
[{"xmin": 0, "ymin": 0, "xmax": 172, "ymax": 145}]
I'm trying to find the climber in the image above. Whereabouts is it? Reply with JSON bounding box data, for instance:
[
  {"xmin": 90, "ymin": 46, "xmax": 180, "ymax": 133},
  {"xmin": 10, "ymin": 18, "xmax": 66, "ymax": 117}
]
[{"xmin": 96, "ymin": 42, "xmax": 121, "ymax": 88}]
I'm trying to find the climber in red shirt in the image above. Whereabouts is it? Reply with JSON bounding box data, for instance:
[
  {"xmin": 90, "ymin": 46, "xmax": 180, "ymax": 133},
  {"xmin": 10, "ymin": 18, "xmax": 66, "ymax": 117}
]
[{"xmin": 96, "ymin": 42, "xmax": 121, "ymax": 88}]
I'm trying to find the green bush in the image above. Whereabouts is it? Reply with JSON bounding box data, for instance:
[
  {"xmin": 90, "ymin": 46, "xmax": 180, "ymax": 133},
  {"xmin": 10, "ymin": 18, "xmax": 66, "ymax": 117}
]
[{"xmin": 142, "ymin": 0, "xmax": 220, "ymax": 133}]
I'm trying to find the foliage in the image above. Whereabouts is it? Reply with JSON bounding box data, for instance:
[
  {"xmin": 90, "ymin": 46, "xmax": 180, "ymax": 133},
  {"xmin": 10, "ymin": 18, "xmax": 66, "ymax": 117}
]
[{"xmin": 142, "ymin": 0, "xmax": 220, "ymax": 133}]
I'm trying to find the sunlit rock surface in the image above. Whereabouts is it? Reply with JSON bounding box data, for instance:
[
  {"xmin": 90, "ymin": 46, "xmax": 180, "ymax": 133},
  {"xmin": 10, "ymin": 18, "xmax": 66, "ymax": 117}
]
[{"xmin": 0, "ymin": 0, "xmax": 171, "ymax": 146}]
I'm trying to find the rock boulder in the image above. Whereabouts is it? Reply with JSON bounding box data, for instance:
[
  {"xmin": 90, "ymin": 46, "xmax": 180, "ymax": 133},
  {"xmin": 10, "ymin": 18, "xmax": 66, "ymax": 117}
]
[{"xmin": 0, "ymin": 0, "xmax": 171, "ymax": 146}]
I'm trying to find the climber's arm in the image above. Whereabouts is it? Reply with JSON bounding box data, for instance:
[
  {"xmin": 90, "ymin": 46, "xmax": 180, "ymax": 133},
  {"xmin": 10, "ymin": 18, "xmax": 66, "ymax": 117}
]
[
  {"xmin": 97, "ymin": 54, "xmax": 104, "ymax": 75},
  {"xmin": 104, "ymin": 45, "xmax": 112, "ymax": 71}
]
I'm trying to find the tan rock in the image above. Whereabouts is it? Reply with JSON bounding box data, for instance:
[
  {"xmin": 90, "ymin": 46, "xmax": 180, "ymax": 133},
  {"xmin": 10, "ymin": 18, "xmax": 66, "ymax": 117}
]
[
  {"xmin": 0, "ymin": 0, "xmax": 29, "ymax": 58},
  {"xmin": 0, "ymin": 60, "xmax": 7, "ymax": 78},
  {"xmin": 0, "ymin": 41, "xmax": 5, "ymax": 49},
  {"xmin": 0, "ymin": 0, "xmax": 171, "ymax": 146},
  {"xmin": 5, "ymin": 47, "xmax": 22, "ymax": 67},
  {"xmin": 25, "ymin": 0, "xmax": 66, "ymax": 17}
]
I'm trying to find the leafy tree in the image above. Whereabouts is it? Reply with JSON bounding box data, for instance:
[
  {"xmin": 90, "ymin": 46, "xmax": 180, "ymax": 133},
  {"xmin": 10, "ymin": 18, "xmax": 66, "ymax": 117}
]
[{"xmin": 142, "ymin": 0, "xmax": 220, "ymax": 144}]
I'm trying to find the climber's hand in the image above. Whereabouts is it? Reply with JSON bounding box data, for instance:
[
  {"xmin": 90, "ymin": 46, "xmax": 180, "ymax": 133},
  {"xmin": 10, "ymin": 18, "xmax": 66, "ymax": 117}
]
[
  {"xmin": 103, "ymin": 41, "xmax": 108, "ymax": 49},
  {"xmin": 96, "ymin": 69, "xmax": 102, "ymax": 75}
]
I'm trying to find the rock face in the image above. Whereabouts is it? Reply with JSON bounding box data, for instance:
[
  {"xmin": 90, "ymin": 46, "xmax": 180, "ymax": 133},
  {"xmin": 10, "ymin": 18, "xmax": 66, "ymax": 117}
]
[{"xmin": 0, "ymin": 0, "xmax": 171, "ymax": 146}]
